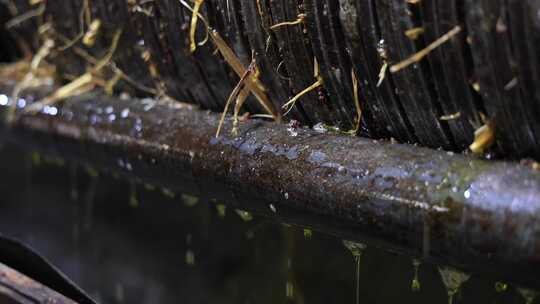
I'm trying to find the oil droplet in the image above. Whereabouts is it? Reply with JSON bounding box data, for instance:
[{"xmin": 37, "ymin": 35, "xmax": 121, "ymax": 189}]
[
  {"xmin": 0, "ymin": 94, "xmax": 8, "ymax": 106},
  {"xmin": 161, "ymin": 188, "xmax": 175, "ymax": 198},
  {"xmin": 235, "ymin": 209, "xmax": 253, "ymax": 222},
  {"xmin": 494, "ymin": 282, "xmax": 508, "ymax": 293},
  {"xmin": 411, "ymin": 259, "xmax": 421, "ymax": 292},
  {"xmin": 287, "ymin": 126, "xmax": 298, "ymax": 137},
  {"xmin": 216, "ymin": 204, "xmax": 226, "ymax": 217},
  {"xmin": 286, "ymin": 281, "xmax": 294, "ymax": 299},
  {"xmin": 121, "ymin": 108, "xmax": 130, "ymax": 118},
  {"xmin": 343, "ymin": 240, "xmax": 367, "ymax": 258},
  {"xmin": 43, "ymin": 105, "xmax": 58, "ymax": 116},
  {"xmin": 438, "ymin": 266, "xmax": 470, "ymax": 304},
  {"xmin": 144, "ymin": 183, "xmax": 155, "ymax": 191},
  {"xmin": 185, "ymin": 233, "xmax": 195, "ymax": 266},
  {"xmin": 343, "ymin": 240, "xmax": 367, "ymax": 304},
  {"xmin": 313, "ymin": 122, "xmax": 328, "ymax": 133},
  {"xmin": 303, "ymin": 228, "xmax": 312, "ymax": 240},
  {"xmin": 185, "ymin": 250, "xmax": 195, "ymax": 267},
  {"xmin": 285, "ymin": 256, "xmax": 295, "ymax": 300},
  {"xmin": 181, "ymin": 194, "xmax": 199, "ymax": 207},
  {"xmin": 129, "ymin": 182, "xmax": 138, "ymax": 207},
  {"xmin": 377, "ymin": 39, "xmax": 388, "ymax": 59},
  {"xmin": 17, "ymin": 98, "xmax": 26, "ymax": 108},
  {"xmin": 517, "ymin": 287, "xmax": 538, "ymax": 304}
]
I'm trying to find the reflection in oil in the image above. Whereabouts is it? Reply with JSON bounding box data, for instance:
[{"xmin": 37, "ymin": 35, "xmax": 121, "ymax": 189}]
[
  {"xmin": 0, "ymin": 145, "xmax": 537, "ymax": 304},
  {"xmin": 412, "ymin": 259, "xmax": 421, "ymax": 292}
]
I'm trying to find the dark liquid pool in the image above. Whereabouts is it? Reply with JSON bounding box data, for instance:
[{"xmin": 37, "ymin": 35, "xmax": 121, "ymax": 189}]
[{"xmin": 0, "ymin": 145, "xmax": 535, "ymax": 304}]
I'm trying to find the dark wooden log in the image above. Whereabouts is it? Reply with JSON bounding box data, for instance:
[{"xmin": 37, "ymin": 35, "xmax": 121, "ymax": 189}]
[{"xmin": 1, "ymin": 85, "xmax": 540, "ymax": 288}]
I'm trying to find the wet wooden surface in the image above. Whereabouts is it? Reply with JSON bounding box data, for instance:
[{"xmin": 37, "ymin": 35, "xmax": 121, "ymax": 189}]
[{"xmin": 1, "ymin": 86, "xmax": 540, "ymax": 287}]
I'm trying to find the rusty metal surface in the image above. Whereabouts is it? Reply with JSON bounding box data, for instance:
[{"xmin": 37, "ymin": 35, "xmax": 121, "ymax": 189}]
[
  {"xmin": 1, "ymin": 88, "xmax": 540, "ymax": 287},
  {"xmin": 0, "ymin": 262, "xmax": 78, "ymax": 304}
]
